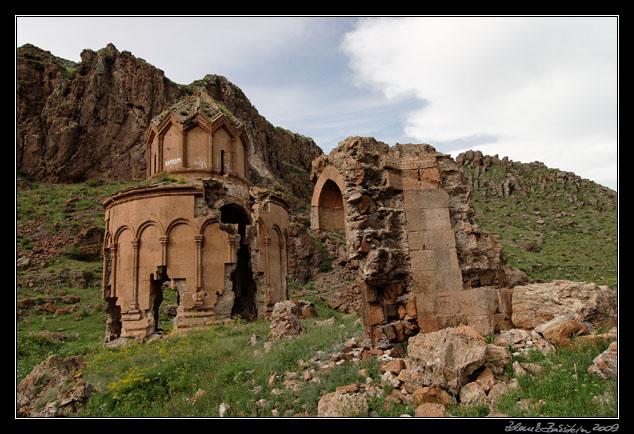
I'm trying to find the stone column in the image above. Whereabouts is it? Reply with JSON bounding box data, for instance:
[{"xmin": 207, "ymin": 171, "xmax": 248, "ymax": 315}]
[
  {"xmin": 160, "ymin": 236, "xmax": 168, "ymax": 266},
  {"xmin": 130, "ymin": 238, "xmax": 140, "ymax": 311},
  {"xmin": 194, "ymin": 235, "xmax": 203, "ymax": 291},
  {"xmin": 264, "ymin": 236, "xmax": 272, "ymax": 307}
]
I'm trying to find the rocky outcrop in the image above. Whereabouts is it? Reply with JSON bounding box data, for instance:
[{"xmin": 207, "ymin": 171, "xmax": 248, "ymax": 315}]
[
  {"xmin": 17, "ymin": 43, "xmax": 322, "ymax": 203},
  {"xmin": 17, "ymin": 354, "xmax": 93, "ymax": 417},
  {"xmin": 17, "ymin": 43, "xmax": 183, "ymax": 183},
  {"xmin": 456, "ymin": 150, "xmax": 616, "ymax": 211}
]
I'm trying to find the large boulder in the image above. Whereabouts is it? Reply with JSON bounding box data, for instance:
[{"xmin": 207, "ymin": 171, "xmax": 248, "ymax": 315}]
[
  {"xmin": 398, "ymin": 325, "xmax": 488, "ymax": 395},
  {"xmin": 511, "ymin": 280, "xmax": 616, "ymax": 330}
]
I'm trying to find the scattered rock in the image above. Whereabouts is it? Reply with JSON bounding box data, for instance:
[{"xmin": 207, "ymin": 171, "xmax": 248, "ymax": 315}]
[
  {"xmin": 534, "ymin": 314, "xmax": 581, "ymax": 345},
  {"xmin": 484, "ymin": 344, "xmax": 512, "ymax": 378},
  {"xmin": 17, "ymin": 354, "xmax": 93, "ymax": 417},
  {"xmin": 412, "ymin": 386, "xmax": 453, "ymax": 406},
  {"xmin": 218, "ymin": 402, "xmax": 230, "ymax": 417},
  {"xmin": 317, "ymin": 391, "xmax": 369, "ymax": 417},
  {"xmin": 487, "ymin": 382, "xmax": 510, "ymax": 403},
  {"xmin": 588, "ymin": 341, "xmax": 617, "ymax": 379},
  {"xmin": 494, "ymin": 328, "xmax": 555, "ymax": 356},
  {"xmin": 513, "ymin": 361, "xmax": 527, "ymax": 377},
  {"xmin": 189, "ymin": 389, "xmax": 206, "ymax": 405},
  {"xmin": 475, "ymin": 367, "xmax": 496, "ymax": 393},
  {"xmin": 519, "ymin": 362, "xmax": 546, "ymax": 377},
  {"xmin": 459, "ymin": 382, "xmax": 486, "ymax": 404},
  {"xmin": 414, "ymin": 403, "xmax": 451, "ymax": 417},
  {"xmin": 336, "ymin": 384, "xmax": 360, "ymax": 394},
  {"xmin": 313, "ymin": 317, "xmax": 335, "ymax": 327}
]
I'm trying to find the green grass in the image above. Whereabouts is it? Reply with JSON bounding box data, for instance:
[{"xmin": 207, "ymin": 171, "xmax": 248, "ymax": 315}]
[
  {"xmin": 16, "ymin": 258, "xmax": 106, "ymax": 383},
  {"xmin": 16, "ymin": 173, "xmax": 618, "ymax": 418},
  {"xmin": 79, "ymin": 304, "xmax": 366, "ymax": 417},
  {"xmin": 16, "ymin": 178, "xmax": 142, "ymax": 243},
  {"xmin": 495, "ymin": 338, "xmax": 617, "ymax": 417},
  {"xmin": 463, "ymin": 165, "xmax": 618, "ymax": 289}
]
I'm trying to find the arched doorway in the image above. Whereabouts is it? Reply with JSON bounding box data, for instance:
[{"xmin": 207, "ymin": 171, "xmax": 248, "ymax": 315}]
[
  {"xmin": 318, "ymin": 179, "xmax": 345, "ymax": 230},
  {"xmin": 220, "ymin": 204, "xmax": 258, "ymax": 320}
]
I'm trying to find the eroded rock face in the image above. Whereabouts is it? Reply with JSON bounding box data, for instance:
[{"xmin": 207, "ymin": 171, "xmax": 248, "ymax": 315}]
[
  {"xmin": 17, "ymin": 354, "xmax": 93, "ymax": 417},
  {"xmin": 398, "ymin": 325, "xmax": 488, "ymax": 395},
  {"xmin": 17, "ymin": 43, "xmax": 322, "ymax": 203}
]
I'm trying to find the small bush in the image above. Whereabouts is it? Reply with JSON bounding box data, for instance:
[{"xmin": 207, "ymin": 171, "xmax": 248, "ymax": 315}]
[{"xmin": 63, "ymin": 245, "xmax": 89, "ymax": 261}]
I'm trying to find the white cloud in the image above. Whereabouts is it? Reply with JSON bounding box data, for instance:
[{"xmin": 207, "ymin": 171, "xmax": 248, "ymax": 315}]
[{"xmin": 340, "ymin": 16, "xmax": 618, "ymax": 189}]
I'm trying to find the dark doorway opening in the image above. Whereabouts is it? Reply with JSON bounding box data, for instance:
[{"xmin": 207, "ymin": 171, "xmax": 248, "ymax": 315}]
[{"xmin": 220, "ymin": 204, "xmax": 258, "ymax": 320}]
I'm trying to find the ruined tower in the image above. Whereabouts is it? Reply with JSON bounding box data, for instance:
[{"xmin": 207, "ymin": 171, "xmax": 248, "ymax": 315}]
[{"xmin": 101, "ymin": 90, "xmax": 290, "ymax": 342}]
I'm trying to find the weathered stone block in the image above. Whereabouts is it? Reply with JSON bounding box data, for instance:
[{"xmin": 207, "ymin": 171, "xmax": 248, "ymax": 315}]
[
  {"xmin": 405, "ymin": 208, "xmax": 451, "ymax": 233},
  {"xmin": 437, "ymin": 314, "xmax": 458, "ymax": 329},
  {"xmin": 385, "ymin": 171, "xmax": 403, "ymax": 191},
  {"xmin": 417, "ymin": 316, "xmax": 439, "ymax": 334},
  {"xmin": 497, "ymin": 288, "xmax": 513, "ymax": 315},
  {"xmin": 433, "ymin": 248, "xmax": 459, "ymax": 270},
  {"xmin": 466, "ymin": 314, "xmax": 495, "ymax": 337},
  {"xmin": 435, "ymin": 292, "xmax": 456, "ymax": 316},
  {"xmin": 454, "ymin": 290, "xmax": 478, "ymax": 317},
  {"xmin": 367, "ymin": 302, "xmax": 385, "ymax": 326},
  {"xmin": 419, "ymin": 168, "xmax": 441, "ymax": 189},
  {"xmin": 422, "ymin": 229, "xmax": 456, "ymax": 250},
  {"xmin": 409, "ymin": 249, "xmax": 436, "ymax": 270},
  {"xmin": 401, "ymin": 169, "xmax": 422, "ymax": 190},
  {"xmin": 474, "ymin": 287, "xmax": 501, "ymax": 316},
  {"xmin": 414, "ymin": 291, "xmax": 435, "ymax": 317},
  {"xmin": 403, "ymin": 189, "xmax": 449, "ymax": 210}
]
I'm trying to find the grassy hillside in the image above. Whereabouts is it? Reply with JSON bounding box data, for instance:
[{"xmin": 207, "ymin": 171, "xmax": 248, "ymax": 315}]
[
  {"xmin": 15, "ymin": 163, "xmax": 618, "ymax": 417},
  {"xmin": 460, "ymin": 159, "xmax": 617, "ymax": 290}
]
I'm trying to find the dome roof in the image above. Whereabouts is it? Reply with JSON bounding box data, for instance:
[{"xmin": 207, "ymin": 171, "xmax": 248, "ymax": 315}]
[{"xmin": 151, "ymin": 89, "xmax": 242, "ymax": 129}]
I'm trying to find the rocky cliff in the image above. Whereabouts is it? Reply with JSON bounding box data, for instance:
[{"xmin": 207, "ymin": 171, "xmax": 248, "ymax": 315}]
[{"xmin": 16, "ymin": 43, "xmax": 322, "ymax": 203}]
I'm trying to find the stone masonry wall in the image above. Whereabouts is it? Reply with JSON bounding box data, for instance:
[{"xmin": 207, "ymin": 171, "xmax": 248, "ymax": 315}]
[{"xmin": 311, "ymin": 137, "xmax": 522, "ymax": 347}]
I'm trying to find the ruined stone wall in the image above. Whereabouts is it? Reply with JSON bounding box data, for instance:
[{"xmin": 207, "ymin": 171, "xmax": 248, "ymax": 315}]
[{"xmin": 310, "ymin": 137, "xmax": 521, "ymax": 347}]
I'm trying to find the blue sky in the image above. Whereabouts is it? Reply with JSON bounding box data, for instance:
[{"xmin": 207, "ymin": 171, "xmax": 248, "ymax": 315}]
[{"xmin": 16, "ymin": 16, "xmax": 618, "ymax": 190}]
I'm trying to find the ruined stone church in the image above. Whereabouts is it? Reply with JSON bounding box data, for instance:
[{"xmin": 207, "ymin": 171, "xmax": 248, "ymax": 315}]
[{"xmin": 101, "ymin": 90, "xmax": 290, "ymax": 342}]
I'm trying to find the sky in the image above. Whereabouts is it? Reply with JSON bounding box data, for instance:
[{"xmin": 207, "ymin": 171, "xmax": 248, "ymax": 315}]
[{"xmin": 15, "ymin": 16, "xmax": 618, "ymax": 190}]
